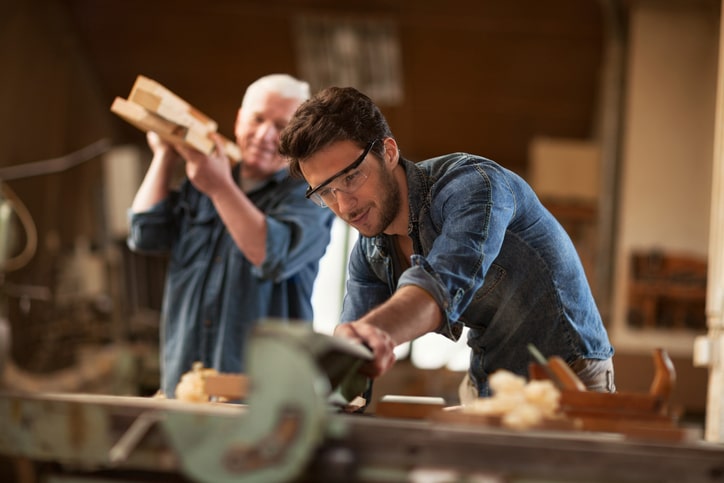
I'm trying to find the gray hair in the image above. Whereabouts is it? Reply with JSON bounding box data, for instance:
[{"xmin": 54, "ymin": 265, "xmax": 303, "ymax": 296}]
[{"xmin": 241, "ymin": 74, "xmax": 311, "ymax": 108}]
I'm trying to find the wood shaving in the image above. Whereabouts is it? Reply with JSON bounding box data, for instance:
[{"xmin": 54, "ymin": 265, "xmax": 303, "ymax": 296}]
[
  {"xmin": 462, "ymin": 369, "xmax": 561, "ymax": 430},
  {"xmin": 175, "ymin": 361, "xmax": 220, "ymax": 402}
]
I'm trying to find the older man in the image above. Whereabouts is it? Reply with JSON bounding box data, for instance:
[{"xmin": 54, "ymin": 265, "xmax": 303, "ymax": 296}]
[{"xmin": 128, "ymin": 74, "xmax": 334, "ymax": 397}]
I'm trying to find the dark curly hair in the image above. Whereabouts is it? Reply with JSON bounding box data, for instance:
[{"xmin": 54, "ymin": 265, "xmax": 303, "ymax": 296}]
[{"xmin": 279, "ymin": 86, "xmax": 393, "ymax": 179}]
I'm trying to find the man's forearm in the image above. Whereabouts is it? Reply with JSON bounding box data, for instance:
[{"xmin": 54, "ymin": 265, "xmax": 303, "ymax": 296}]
[
  {"xmin": 210, "ymin": 182, "xmax": 268, "ymax": 266},
  {"xmin": 131, "ymin": 152, "xmax": 177, "ymax": 213},
  {"xmin": 358, "ymin": 284, "xmax": 443, "ymax": 345}
]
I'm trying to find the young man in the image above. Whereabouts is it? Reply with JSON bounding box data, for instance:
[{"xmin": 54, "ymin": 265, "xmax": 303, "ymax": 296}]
[
  {"xmin": 128, "ymin": 74, "xmax": 335, "ymax": 397},
  {"xmin": 279, "ymin": 86, "xmax": 615, "ymax": 398}
]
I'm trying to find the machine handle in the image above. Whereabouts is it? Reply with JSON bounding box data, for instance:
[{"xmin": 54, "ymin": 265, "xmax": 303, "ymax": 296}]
[{"xmin": 109, "ymin": 411, "xmax": 163, "ymax": 464}]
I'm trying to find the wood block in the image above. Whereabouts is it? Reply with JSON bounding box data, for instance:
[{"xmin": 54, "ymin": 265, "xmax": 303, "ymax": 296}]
[
  {"xmin": 112, "ymin": 97, "xmax": 215, "ymax": 154},
  {"xmin": 129, "ymin": 75, "xmax": 218, "ymax": 132},
  {"xmin": 112, "ymin": 75, "xmax": 241, "ymax": 161},
  {"xmin": 559, "ymin": 389, "xmax": 665, "ymax": 414},
  {"xmin": 219, "ymin": 138, "xmax": 242, "ymax": 162},
  {"xmin": 375, "ymin": 395, "xmax": 446, "ymax": 419},
  {"xmin": 203, "ymin": 373, "xmax": 249, "ymax": 401},
  {"xmin": 562, "ymin": 405, "xmax": 671, "ymax": 423},
  {"xmin": 547, "ymin": 356, "xmax": 587, "ymax": 391},
  {"xmin": 432, "ymin": 405, "xmax": 688, "ymax": 441},
  {"xmin": 111, "ymin": 97, "xmax": 241, "ymax": 161}
]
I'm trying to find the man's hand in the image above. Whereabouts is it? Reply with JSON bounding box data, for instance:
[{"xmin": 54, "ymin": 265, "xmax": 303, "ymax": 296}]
[
  {"xmin": 146, "ymin": 131, "xmax": 183, "ymax": 167},
  {"xmin": 334, "ymin": 286, "xmax": 443, "ymax": 379},
  {"xmin": 131, "ymin": 132, "xmax": 185, "ymax": 213},
  {"xmin": 175, "ymin": 134, "xmax": 234, "ymax": 196},
  {"xmin": 334, "ymin": 322, "xmax": 397, "ymax": 378}
]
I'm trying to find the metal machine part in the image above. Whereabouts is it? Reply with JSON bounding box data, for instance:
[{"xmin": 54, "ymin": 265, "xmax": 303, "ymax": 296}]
[
  {"xmin": 1, "ymin": 324, "xmax": 724, "ymax": 483},
  {"xmin": 0, "ymin": 323, "xmax": 372, "ymax": 483},
  {"xmin": 160, "ymin": 323, "xmax": 371, "ymax": 483}
]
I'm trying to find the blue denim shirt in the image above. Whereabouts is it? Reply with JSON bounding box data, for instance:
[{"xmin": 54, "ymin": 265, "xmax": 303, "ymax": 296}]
[
  {"xmin": 341, "ymin": 154, "xmax": 613, "ymax": 396},
  {"xmin": 128, "ymin": 165, "xmax": 335, "ymax": 397}
]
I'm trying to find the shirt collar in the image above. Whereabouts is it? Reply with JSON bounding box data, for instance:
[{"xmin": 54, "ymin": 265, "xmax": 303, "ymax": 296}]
[{"xmin": 233, "ymin": 164, "xmax": 290, "ymax": 194}]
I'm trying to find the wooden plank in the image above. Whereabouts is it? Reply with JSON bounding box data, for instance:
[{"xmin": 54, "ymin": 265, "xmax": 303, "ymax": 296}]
[
  {"xmin": 203, "ymin": 373, "xmax": 249, "ymax": 401},
  {"xmin": 429, "ymin": 407, "xmax": 580, "ymax": 431},
  {"xmin": 562, "ymin": 406, "xmax": 672, "ymax": 423},
  {"xmin": 375, "ymin": 395, "xmax": 446, "ymax": 419},
  {"xmin": 430, "ymin": 405, "xmax": 691, "ymax": 442},
  {"xmin": 111, "ymin": 97, "xmax": 241, "ymax": 161},
  {"xmin": 129, "ymin": 75, "xmax": 218, "ymax": 132},
  {"xmin": 218, "ymin": 138, "xmax": 242, "ymax": 162},
  {"xmin": 572, "ymin": 416, "xmax": 694, "ymax": 443},
  {"xmin": 0, "ymin": 391, "xmax": 245, "ymax": 414},
  {"xmin": 112, "ymin": 96, "xmax": 214, "ymax": 152},
  {"xmin": 559, "ymin": 389, "xmax": 664, "ymax": 414}
]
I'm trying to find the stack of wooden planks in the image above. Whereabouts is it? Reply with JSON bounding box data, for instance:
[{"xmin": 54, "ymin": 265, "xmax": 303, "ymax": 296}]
[{"xmin": 111, "ymin": 75, "xmax": 241, "ymax": 162}]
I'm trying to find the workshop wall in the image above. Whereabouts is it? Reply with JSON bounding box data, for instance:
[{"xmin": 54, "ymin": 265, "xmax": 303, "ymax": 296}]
[
  {"xmin": 606, "ymin": 1, "xmax": 718, "ymax": 419},
  {"xmin": 60, "ymin": 0, "xmax": 604, "ymax": 172},
  {"xmin": 1, "ymin": 0, "xmax": 117, "ymax": 374}
]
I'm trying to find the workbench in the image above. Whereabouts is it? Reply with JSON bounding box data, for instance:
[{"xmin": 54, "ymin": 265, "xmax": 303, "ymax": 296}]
[{"xmin": 1, "ymin": 324, "xmax": 723, "ymax": 483}]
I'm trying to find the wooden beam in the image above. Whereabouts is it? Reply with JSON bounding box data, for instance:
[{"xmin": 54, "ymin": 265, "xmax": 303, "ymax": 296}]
[
  {"xmin": 128, "ymin": 75, "xmax": 218, "ymax": 133},
  {"xmin": 697, "ymin": 0, "xmax": 724, "ymax": 444},
  {"xmin": 111, "ymin": 76, "xmax": 241, "ymax": 162}
]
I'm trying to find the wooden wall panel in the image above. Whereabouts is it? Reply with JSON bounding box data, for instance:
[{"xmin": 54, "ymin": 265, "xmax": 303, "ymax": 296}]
[{"xmin": 60, "ymin": 0, "xmax": 603, "ymax": 173}]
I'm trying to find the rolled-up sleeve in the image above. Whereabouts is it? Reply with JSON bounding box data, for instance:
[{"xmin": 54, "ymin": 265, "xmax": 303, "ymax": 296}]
[
  {"xmin": 424, "ymin": 164, "xmax": 515, "ymax": 322},
  {"xmin": 126, "ymin": 198, "xmax": 177, "ymax": 254},
  {"xmin": 341, "ymin": 240, "xmax": 393, "ymax": 322},
  {"xmin": 397, "ymin": 256, "xmax": 463, "ymax": 341},
  {"xmin": 252, "ymin": 186, "xmax": 334, "ymax": 282}
]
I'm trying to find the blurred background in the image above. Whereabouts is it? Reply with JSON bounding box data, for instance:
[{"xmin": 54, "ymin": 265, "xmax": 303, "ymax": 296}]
[{"xmin": 0, "ymin": 0, "xmax": 718, "ymax": 421}]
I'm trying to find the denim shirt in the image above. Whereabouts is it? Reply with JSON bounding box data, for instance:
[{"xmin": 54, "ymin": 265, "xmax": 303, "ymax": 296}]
[
  {"xmin": 128, "ymin": 164, "xmax": 335, "ymax": 397},
  {"xmin": 341, "ymin": 154, "xmax": 613, "ymax": 396}
]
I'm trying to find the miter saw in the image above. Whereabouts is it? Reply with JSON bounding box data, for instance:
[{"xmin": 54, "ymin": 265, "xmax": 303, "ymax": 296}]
[
  {"xmin": 0, "ymin": 322, "xmax": 374, "ymax": 483},
  {"xmin": 159, "ymin": 323, "xmax": 372, "ymax": 483}
]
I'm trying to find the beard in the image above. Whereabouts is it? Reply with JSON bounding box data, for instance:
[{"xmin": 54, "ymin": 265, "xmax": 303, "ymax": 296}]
[
  {"xmin": 376, "ymin": 165, "xmax": 401, "ymax": 235},
  {"xmin": 349, "ymin": 163, "xmax": 401, "ymax": 238}
]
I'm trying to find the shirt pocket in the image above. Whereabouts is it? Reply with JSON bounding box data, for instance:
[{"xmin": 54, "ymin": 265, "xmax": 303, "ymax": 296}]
[{"xmin": 171, "ymin": 206, "xmax": 218, "ymax": 268}]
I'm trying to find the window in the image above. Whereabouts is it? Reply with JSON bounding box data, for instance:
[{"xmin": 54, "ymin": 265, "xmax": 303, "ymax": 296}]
[{"xmin": 294, "ymin": 14, "xmax": 404, "ymax": 106}]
